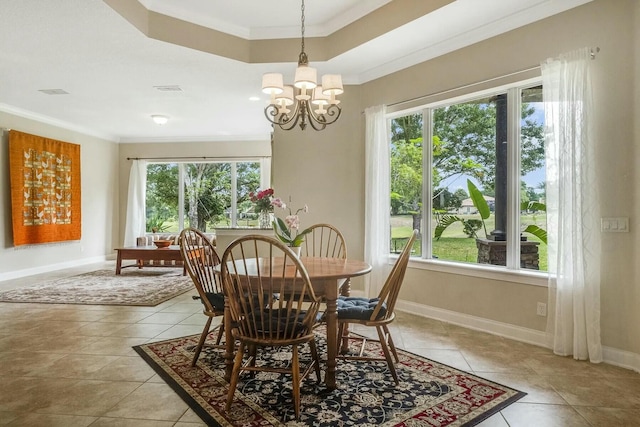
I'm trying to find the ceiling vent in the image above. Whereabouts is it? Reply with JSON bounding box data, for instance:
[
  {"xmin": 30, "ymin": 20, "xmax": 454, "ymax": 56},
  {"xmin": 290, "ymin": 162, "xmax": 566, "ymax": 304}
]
[
  {"xmin": 153, "ymin": 85, "xmax": 182, "ymax": 92},
  {"xmin": 38, "ymin": 89, "xmax": 69, "ymax": 95}
]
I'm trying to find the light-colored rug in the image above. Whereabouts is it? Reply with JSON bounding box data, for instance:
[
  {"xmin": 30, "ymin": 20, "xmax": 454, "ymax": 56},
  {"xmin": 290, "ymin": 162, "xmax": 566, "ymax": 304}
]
[{"xmin": 0, "ymin": 268, "xmax": 195, "ymax": 306}]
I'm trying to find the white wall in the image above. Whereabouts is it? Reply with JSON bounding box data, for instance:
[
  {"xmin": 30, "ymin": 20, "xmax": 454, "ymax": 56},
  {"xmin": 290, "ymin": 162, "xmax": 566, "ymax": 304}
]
[{"xmin": 0, "ymin": 111, "xmax": 119, "ymax": 280}]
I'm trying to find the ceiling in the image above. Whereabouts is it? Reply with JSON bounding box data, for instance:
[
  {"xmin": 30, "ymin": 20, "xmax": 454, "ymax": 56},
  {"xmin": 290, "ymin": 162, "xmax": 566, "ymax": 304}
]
[{"xmin": 0, "ymin": 0, "xmax": 591, "ymax": 143}]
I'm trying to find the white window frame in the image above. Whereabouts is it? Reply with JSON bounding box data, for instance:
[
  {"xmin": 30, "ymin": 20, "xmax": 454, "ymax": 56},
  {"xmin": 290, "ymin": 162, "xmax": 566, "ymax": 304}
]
[
  {"xmin": 146, "ymin": 157, "xmax": 271, "ymax": 230},
  {"xmin": 387, "ymin": 78, "xmax": 548, "ymax": 286}
]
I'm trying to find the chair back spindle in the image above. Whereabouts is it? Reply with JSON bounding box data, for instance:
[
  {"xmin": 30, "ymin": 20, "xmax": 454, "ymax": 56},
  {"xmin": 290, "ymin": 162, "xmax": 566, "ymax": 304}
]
[{"xmin": 301, "ymin": 223, "xmax": 347, "ymax": 259}]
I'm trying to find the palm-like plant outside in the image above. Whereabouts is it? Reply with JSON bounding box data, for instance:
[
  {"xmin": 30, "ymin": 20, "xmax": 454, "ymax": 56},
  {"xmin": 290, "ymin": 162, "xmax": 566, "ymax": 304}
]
[{"xmin": 435, "ymin": 179, "xmax": 547, "ymax": 244}]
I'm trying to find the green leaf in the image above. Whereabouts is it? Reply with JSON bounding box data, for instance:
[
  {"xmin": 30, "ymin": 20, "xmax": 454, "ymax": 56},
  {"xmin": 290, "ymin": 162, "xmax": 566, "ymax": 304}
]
[
  {"xmin": 467, "ymin": 179, "xmax": 490, "ymax": 220},
  {"xmin": 521, "ymin": 201, "xmax": 546, "ymax": 212},
  {"xmin": 434, "ymin": 214, "xmax": 463, "ymax": 240},
  {"xmin": 523, "ymin": 225, "xmax": 547, "ymax": 244},
  {"xmin": 272, "ymin": 218, "xmax": 292, "ymax": 242},
  {"xmin": 291, "ymin": 227, "xmax": 313, "ymax": 247}
]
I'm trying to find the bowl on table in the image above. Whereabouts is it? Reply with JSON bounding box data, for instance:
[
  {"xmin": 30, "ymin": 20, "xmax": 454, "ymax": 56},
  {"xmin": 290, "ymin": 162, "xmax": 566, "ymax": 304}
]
[{"xmin": 153, "ymin": 239, "xmax": 173, "ymax": 248}]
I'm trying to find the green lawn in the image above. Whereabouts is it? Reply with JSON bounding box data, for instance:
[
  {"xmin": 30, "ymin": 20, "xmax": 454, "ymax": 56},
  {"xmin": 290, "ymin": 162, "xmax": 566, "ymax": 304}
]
[
  {"xmin": 391, "ymin": 214, "xmax": 548, "ymax": 271},
  {"xmin": 155, "ymin": 213, "xmax": 547, "ymax": 271}
]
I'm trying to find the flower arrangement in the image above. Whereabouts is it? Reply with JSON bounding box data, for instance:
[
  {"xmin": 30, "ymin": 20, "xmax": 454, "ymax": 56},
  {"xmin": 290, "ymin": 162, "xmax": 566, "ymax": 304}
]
[
  {"xmin": 249, "ymin": 188, "xmax": 276, "ymax": 213},
  {"xmin": 272, "ymin": 197, "xmax": 312, "ymax": 247}
]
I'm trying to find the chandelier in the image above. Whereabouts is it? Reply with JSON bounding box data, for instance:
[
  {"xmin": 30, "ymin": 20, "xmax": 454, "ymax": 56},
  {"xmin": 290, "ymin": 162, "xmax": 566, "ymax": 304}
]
[{"xmin": 261, "ymin": 0, "xmax": 343, "ymax": 131}]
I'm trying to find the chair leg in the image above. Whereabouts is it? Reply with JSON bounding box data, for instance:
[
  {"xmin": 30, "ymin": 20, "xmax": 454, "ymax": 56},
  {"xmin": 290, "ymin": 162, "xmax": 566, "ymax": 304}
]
[
  {"xmin": 226, "ymin": 341, "xmax": 246, "ymax": 412},
  {"xmin": 383, "ymin": 324, "xmax": 400, "ymax": 363},
  {"xmin": 376, "ymin": 326, "xmax": 399, "ymax": 384},
  {"xmin": 337, "ymin": 322, "xmax": 346, "ymax": 353},
  {"xmin": 214, "ymin": 318, "xmax": 225, "ymax": 345},
  {"xmin": 191, "ymin": 317, "xmax": 213, "ymax": 366},
  {"xmin": 308, "ymin": 339, "xmax": 321, "ymax": 383},
  {"xmin": 291, "ymin": 345, "xmax": 301, "ymax": 420}
]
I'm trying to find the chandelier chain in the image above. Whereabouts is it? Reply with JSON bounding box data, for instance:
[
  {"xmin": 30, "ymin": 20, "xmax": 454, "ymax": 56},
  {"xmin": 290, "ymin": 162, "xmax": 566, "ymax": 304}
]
[{"xmin": 300, "ymin": 0, "xmax": 306, "ymax": 54}]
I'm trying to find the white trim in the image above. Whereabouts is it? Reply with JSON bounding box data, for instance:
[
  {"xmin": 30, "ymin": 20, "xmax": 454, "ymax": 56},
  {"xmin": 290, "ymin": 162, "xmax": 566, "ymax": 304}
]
[
  {"xmin": 0, "ymin": 255, "xmax": 110, "ymax": 282},
  {"xmin": 602, "ymin": 346, "xmax": 640, "ymax": 374},
  {"xmin": 395, "ymin": 299, "xmax": 640, "ymax": 374},
  {"xmin": 118, "ymin": 134, "xmax": 271, "ymax": 143},
  {"xmin": 397, "ymin": 299, "xmax": 548, "ymax": 348},
  {"xmin": 406, "ymin": 257, "xmax": 549, "ymax": 287},
  {"xmin": 0, "ymin": 103, "xmax": 119, "ymax": 142},
  {"xmin": 506, "ymin": 87, "xmax": 521, "ymax": 269}
]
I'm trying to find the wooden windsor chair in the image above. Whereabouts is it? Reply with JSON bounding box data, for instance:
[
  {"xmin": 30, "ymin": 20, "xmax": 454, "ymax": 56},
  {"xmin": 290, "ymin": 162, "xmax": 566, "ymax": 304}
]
[
  {"xmin": 221, "ymin": 235, "xmax": 322, "ymax": 420},
  {"xmin": 179, "ymin": 227, "xmax": 225, "ymax": 366},
  {"xmin": 336, "ymin": 229, "xmax": 418, "ymax": 384}
]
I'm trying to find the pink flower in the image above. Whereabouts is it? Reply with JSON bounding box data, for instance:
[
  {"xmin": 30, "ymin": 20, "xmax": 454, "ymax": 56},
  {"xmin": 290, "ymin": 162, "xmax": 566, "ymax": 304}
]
[
  {"xmin": 285, "ymin": 215, "xmax": 300, "ymax": 230},
  {"xmin": 271, "ymin": 195, "xmax": 311, "ymax": 247}
]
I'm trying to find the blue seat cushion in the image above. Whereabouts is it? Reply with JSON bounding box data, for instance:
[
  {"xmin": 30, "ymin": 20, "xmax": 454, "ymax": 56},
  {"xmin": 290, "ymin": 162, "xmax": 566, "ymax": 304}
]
[
  {"xmin": 337, "ymin": 296, "xmax": 387, "ymax": 320},
  {"xmin": 247, "ymin": 308, "xmax": 313, "ymax": 336},
  {"xmin": 204, "ymin": 292, "xmax": 278, "ymax": 313},
  {"xmin": 204, "ymin": 292, "xmax": 225, "ymax": 312}
]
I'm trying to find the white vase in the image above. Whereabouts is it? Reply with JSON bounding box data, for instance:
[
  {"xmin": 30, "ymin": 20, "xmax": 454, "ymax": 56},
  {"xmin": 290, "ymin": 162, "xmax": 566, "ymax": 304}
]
[{"xmin": 289, "ymin": 245, "xmax": 302, "ymax": 258}]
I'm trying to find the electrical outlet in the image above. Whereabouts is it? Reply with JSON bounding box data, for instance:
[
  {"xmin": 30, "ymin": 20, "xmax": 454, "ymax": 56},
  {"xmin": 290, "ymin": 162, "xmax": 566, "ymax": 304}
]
[{"xmin": 536, "ymin": 302, "xmax": 547, "ymax": 317}]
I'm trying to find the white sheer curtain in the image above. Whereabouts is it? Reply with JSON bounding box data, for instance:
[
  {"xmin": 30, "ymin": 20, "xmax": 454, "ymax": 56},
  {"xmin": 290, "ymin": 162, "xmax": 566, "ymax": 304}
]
[
  {"xmin": 542, "ymin": 47, "xmax": 602, "ymax": 362},
  {"xmin": 123, "ymin": 160, "xmax": 147, "ymax": 247},
  {"xmin": 364, "ymin": 105, "xmax": 390, "ymax": 297}
]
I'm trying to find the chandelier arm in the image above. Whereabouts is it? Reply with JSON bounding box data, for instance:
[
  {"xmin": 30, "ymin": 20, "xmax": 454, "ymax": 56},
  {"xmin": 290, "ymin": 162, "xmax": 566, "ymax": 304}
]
[
  {"xmin": 260, "ymin": 0, "xmax": 342, "ymax": 131},
  {"xmin": 304, "ymin": 104, "xmax": 342, "ymax": 131},
  {"xmin": 264, "ymin": 99, "xmax": 305, "ymax": 130},
  {"xmin": 305, "ymin": 107, "xmax": 327, "ymax": 131}
]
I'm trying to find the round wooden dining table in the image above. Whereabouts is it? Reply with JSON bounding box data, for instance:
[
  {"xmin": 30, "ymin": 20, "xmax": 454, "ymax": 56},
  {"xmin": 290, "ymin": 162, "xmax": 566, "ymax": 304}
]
[{"xmin": 217, "ymin": 256, "xmax": 371, "ymax": 390}]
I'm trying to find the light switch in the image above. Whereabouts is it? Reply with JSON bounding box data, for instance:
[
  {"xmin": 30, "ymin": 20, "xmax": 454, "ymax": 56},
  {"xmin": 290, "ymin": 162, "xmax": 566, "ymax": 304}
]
[{"xmin": 601, "ymin": 217, "xmax": 629, "ymax": 233}]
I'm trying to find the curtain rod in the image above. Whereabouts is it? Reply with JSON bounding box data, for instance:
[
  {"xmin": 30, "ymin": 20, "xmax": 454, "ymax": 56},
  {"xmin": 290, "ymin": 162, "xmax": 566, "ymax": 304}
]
[
  {"xmin": 126, "ymin": 155, "xmax": 267, "ymax": 161},
  {"xmin": 386, "ymin": 46, "xmax": 600, "ymax": 110}
]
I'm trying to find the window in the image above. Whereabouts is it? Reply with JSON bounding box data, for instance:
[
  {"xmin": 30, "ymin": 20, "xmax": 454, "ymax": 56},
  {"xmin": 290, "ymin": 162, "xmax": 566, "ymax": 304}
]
[
  {"xmin": 145, "ymin": 160, "xmax": 267, "ymax": 233},
  {"xmin": 389, "ymin": 81, "xmax": 547, "ymax": 272}
]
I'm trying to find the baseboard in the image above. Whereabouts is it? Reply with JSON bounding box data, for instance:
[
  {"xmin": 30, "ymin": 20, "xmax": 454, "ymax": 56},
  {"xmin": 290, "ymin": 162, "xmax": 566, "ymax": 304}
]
[
  {"xmin": 602, "ymin": 346, "xmax": 640, "ymax": 373},
  {"xmin": 0, "ymin": 255, "xmax": 109, "ymax": 282},
  {"xmin": 395, "ymin": 299, "xmax": 640, "ymax": 374},
  {"xmin": 396, "ymin": 300, "xmax": 548, "ymax": 348}
]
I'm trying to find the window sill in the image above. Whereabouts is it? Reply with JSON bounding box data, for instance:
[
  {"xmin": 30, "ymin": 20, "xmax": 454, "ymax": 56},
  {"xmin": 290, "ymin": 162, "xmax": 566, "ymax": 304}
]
[{"xmin": 394, "ymin": 256, "xmax": 549, "ymax": 287}]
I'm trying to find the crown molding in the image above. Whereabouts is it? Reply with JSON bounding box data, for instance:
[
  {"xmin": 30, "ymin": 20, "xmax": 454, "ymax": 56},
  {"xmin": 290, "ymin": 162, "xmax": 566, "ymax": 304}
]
[{"xmin": 0, "ymin": 103, "xmax": 119, "ymax": 142}]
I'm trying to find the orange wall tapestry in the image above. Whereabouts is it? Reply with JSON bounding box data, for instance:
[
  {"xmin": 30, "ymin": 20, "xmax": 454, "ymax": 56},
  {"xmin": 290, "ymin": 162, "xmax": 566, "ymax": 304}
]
[{"xmin": 9, "ymin": 130, "xmax": 81, "ymax": 246}]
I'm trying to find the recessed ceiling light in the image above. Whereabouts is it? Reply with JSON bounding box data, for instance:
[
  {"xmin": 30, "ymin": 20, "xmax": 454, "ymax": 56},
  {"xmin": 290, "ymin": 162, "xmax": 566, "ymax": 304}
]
[
  {"xmin": 38, "ymin": 89, "xmax": 69, "ymax": 95},
  {"xmin": 249, "ymin": 96, "xmax": 261, "ymax": 101},
  {"xmin": 151, "ymin": 115, "xmax": 169, "ymax": 125}
]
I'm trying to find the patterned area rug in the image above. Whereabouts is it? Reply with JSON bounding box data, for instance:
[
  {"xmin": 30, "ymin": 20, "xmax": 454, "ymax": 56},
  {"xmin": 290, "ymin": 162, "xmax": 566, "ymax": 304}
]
[
  {"xmin": 0, "ymin": 268, "xmax": 194, "ymax": 306},
  {"xmin": 134, "ymin": 331, "xmax": 526, "ymax": 426}
]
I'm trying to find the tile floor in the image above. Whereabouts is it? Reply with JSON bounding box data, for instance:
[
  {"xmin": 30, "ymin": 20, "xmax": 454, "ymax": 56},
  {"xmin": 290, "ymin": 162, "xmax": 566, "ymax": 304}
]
[{"xmin": 1, "ymin": 262, "xmax": 639, "ymax": 426}]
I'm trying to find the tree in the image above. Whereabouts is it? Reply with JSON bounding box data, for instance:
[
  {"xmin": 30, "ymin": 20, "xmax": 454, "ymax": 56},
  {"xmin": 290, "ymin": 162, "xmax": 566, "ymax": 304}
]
[
  {"xmin": 453, "ymin": 189, "xmax": 468, "ymax": 208},
  {"xmin": 145, "ymin": 161, "xmax": 261, "ymax": 233},
  {"xmin": 389, "ymin": 97, "xmax": 545, "ymax": 221},
  {"xmin": 432, "ymin": 97, "xmax": 544, "ymax": 192},
  {"xmin": 146, "ymin": 164, "xmax": 179, "ymax": 231},
  {"xmin": 390, "ymin": 134, "xmax": 423, "ymax": 214},
  {"xmin": 433, "ymin": 188, "xmax": 462, "ymax": 211},
  {"xmin": 184, "ymin": 163, "xmax": 231, "ymax": 232}
]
